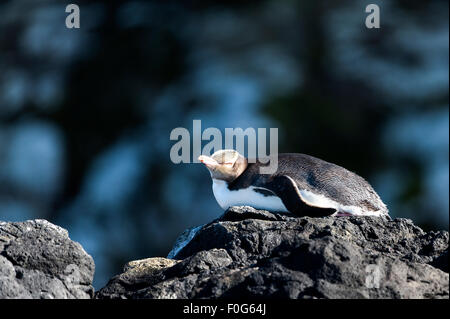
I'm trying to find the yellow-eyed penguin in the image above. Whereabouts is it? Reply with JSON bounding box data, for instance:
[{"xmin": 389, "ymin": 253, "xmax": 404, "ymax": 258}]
[{"xmin": 198, "ymin": 149, "xmax": 388, "ymax": 217}]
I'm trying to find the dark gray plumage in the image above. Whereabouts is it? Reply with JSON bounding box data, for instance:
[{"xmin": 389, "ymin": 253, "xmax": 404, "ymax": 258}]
[{"xmin": 228, "ymin": 153, "xmax": 388, "ymax": 217}]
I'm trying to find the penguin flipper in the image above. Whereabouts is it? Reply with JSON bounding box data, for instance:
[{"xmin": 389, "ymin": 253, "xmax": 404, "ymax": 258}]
[{"xmin": 264, "ymin": 175, "xmax": 337, "ymax": 217}]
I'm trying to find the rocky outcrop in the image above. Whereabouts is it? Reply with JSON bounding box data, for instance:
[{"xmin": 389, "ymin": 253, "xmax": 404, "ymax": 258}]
[
  {"xmin": 0, "ymin": 219, "xmax": 95, "ymax": 299},
  {"xmin": 96, "ymin": 206, "xmax": 449, "ymax": 299},
  {"xmin": 1, "ymin": 209, "xmax": 447, "ymax": 299}
]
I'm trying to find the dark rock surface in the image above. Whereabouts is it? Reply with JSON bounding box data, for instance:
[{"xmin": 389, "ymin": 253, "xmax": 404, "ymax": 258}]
[
  {"xmin": 96, "ymin": 206, "xmax": 449, "ymax": 299},
  {"xmin": 0, "ymin": 219, "xmax": 95, "ymax": 299}
]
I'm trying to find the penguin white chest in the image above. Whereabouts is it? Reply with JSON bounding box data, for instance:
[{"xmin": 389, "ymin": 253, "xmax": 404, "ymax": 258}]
[{"xmin": 212, "ymin": 179, "xmax": 289, "ymax": 212}]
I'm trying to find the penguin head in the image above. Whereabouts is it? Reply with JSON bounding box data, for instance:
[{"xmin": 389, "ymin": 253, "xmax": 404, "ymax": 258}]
[{"xmin": 198, "ymin": 149, "xmax": 248, "ymax": 182}]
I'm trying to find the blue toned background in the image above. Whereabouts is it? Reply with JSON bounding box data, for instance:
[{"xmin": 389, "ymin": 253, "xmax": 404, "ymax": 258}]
[{"xmin": 0, "ymin": 0, "xmax": 448, "ymax": 288}]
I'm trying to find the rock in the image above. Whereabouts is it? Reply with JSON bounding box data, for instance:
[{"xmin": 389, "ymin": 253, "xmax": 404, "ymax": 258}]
[
  {"xmin": 123, "ymin": 257, "xmax": 179, "ymax": 273},
  {"xmin": 96, "ymin": 257, "xmax": 181, "ymax": 299},
  {"xmin": 167, "ymin": 225, "xmax": 204, "ymax": 259},
  {"xmin": 96, "ymin": 206, "xmax": 449, "ymax": 299},
  {"xmin": 0, "ymin": 219, "xmax": 95, "ymax": 299}
]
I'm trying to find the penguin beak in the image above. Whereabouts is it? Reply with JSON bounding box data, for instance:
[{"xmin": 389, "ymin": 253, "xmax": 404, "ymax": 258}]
[{"xmin": 198, "ymin": 155, "xmax": 218, "ymax": 168}]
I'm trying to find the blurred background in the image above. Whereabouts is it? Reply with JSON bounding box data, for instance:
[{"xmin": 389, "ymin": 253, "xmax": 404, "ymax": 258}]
[{"xmin": 0, "ymin": 0, "xmax": 448, "ymax": 288}]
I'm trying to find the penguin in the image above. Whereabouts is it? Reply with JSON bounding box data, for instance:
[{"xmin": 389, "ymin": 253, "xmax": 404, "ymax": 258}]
[{"xmin": 198, "ymin": 149, "xmax": 388, "ymax": 217}]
